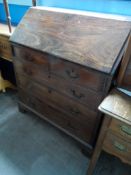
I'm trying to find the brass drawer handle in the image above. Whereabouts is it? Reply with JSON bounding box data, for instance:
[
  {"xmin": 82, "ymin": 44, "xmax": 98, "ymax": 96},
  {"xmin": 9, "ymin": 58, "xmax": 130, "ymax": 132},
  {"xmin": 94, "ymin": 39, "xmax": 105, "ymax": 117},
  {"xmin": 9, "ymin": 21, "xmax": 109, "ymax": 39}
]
[
  {"xmin": 70, "ymin": 107, "xmax": 80, "ymax": 115},
  {"xmin": 114, "ymin": 141, "xmax": 127, "ymax": 152},
  {"xmin": 67, "ymin": 122, "xmax": 76, "ymax": 130},
  {"xmin": 71, "ymin": 89, "xmax": 84, "ymax": 99},
  {"xmin": 48, "ymin": 87, "xmax": 52, "ymax": 93},
  {"xmin": 66, "ymin": 69, "xmax": 79, "ymax": 79},
  {"xmin": 23, "ymin": 67, "xmax": 33, "ymax": 75},
  {"xmin": 120, "ymin": 125, "xmax": 131, "ymax": 136},
  {"xmin": 25, "ymin": 54, "xmax": 34, "ymax": 62}
]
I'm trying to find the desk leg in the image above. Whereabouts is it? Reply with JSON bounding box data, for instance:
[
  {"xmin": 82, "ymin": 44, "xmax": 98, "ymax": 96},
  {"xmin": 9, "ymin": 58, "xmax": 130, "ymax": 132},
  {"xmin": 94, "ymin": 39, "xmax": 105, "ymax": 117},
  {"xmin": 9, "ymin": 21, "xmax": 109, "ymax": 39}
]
[{"xmin": 86, "ymin": 116, "xmax": 111, "ymax": 175}]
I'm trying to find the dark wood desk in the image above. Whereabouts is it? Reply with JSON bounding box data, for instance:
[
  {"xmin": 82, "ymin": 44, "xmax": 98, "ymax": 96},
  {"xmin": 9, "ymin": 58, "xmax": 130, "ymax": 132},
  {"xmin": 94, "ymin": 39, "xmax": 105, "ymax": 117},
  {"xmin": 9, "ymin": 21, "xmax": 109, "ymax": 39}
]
[{"xmin": 10, "ymin": 7, "xmax": 131, "ymax": 151}]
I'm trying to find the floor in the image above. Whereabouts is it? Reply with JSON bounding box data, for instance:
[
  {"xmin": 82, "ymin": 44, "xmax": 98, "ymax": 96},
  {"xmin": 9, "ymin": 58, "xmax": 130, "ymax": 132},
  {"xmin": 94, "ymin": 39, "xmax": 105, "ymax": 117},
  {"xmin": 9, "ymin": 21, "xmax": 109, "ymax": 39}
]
[{"xmin": 0, "ymin": 90, "xmax": 131, "ymax": 175}]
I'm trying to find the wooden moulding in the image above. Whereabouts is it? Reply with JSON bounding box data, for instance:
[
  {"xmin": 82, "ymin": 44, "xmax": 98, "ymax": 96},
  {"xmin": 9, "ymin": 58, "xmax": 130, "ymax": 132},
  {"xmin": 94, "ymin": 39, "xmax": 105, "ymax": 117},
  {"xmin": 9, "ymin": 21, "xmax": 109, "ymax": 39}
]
[{"xmin": 117, "ymin": 34, "xmax": 131, "ymax": 91}]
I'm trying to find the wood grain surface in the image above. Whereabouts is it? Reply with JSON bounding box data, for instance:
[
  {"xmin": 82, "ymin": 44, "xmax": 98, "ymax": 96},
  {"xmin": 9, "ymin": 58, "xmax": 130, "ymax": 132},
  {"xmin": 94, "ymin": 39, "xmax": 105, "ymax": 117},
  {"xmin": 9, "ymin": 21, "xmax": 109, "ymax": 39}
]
[
  {"xmin": 0, "ymin": 35, "xmax": 13, "ymax": 61},
  {"xmin": 103, "ymin": 130, "xmax": 131, "ymax": 165},
  {"xmin": 99, "ymin": 89, "xmax": 131, "ymax": 125},
  {"xmin": 10, "ymin": 7, "xmax": 131, "ymax": 73},
  {"xmin": 13, "ymin": 46, "xmax": 108, "ymax": 92},
  {"xmin": 19, "ymin": 89, "xmax": 98, "ymax": 146},
  {"xmin": 117, "ymin": 35, "xmax": 131, "ymax": 91}
]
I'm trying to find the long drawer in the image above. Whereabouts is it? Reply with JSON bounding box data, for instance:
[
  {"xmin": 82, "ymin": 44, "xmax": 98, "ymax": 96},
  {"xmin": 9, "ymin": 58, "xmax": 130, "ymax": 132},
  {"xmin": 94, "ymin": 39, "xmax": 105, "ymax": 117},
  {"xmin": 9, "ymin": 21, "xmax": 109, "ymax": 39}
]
[
  {"xmin": 14, "ymin": 46, "xmax": 49, "ymax": 70},
  {"xmin": 109, "ymin": 119, "xmax": 131, "ymax": 141},
  {"xmin": 103, "ymin": 131, "xmax": 131, "ymax": 164},
  {"xmin": 16, "ymin": 73, "xmax": 103, "ymax": 111},
  {"xmin": 19, "ymin": 90, "xmax": 99, "ymax": 145},
  {"xmin": 13, "ymin": 46, "xmax": 108, "ymax": 92},
  {"xmin": 18, "ymin": 77, "xmax": 99, "ymax": 126},
  {"xmin": 49, "ymin": 56, "xmax": 107, "ymax": 92}
]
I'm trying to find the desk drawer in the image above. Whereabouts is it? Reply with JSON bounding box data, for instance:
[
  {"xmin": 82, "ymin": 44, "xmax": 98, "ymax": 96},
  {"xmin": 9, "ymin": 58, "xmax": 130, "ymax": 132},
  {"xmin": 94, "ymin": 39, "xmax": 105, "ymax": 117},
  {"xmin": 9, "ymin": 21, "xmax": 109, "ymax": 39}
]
[
  {"xmin": 49, "ymin": 57, "xmax": 107, "ymax": 92},
  {"xmin": 109, "ymin": 119, "xmax": 131, "ymax": 141},
  {"xmin": 14, "ymin": 46, "xmax": 49, "ymax": 71},
  {"xmin": 18, "ymin": 78, "xmax": 98, "ymax": 126},
  {"xmin": 103, "ymin": 131, "xmax": 131, "ymax": 164},
  {"xmin": 14, "ymin": 46, "xmax": 108, "ymax": 92},
  {"xmin": 19, "ymin": 90, "xmax": 97, "ymax": 145},
  {"xmin": 17, "ymin": 73, "xmax": 103, "ymax": 111}
]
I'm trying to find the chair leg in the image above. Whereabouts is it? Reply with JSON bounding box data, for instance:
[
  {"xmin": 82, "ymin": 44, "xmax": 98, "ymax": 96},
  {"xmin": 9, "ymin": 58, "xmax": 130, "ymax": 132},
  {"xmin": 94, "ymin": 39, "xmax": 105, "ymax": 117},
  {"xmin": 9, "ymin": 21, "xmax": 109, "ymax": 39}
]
[{"xmin": 86, "ymin": 117, "xmax": 111, "ymax": 175}]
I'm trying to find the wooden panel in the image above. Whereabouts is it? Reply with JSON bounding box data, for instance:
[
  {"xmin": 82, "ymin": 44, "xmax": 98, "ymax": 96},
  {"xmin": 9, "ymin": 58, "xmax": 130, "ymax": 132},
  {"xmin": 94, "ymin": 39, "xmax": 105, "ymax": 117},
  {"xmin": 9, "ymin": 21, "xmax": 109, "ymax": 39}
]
[
  {"xmin": 103, "ymin": 131, "xmax": 131, "ymax": 165},
  {"xmin": 99, "ymin": 89, "xmax": 131, "ymax": 125},
  {"xmin": 117, "ymin": 35, "xmax": 131, "ymax": 91},
  {"xmin": 13, "ymin": 49, "xmax": 108, "ymax": 92},
  {"xmin": 14, "ymin": 46, "xmax": 49, "ymax": 70},
  {"xmin": 19, "ymin": 90, "xmax": 98, "ymax": 145},
  {"xmin": 10, "ymin": 7, "xmax": 131, "ymax": 73},
  {"xmin": 122, "ymin": 57, "xmax": 131, "ymax": 90},
  {"xmin": 17, "ymin": 77, "xmax": 99, "ymax": 127},
  {"xmin": 0, "ymin": 35, "xmax": 13, "ymax": 61},
  {"xmin": 109, "ymin": 119, "xmax": 131, "ymax": 141},
  {"xmin": 49, "ymin": 56, "xmax": 107, "ymax": 92},
  {"xmin": 16, "ymin": 73, "xmax": 103, "ymax": 111}
]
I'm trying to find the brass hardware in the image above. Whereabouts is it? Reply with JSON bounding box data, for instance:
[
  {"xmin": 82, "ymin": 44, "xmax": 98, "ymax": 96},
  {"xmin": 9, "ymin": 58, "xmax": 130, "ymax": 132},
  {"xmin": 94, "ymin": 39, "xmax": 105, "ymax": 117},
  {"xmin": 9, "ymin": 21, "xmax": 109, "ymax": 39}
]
[
  {"xmin": 114, "ymin": 141, "xmax": 127, "ymax": 152},
  {"xmin": 71, "ymin": 89, "xmax": 84, "ymax": 99},
  {"xmin": 25, "ymin": 54, "xmax": 34, "ymax": 62},
  {"xmin": 48, "ymin": 87, "xmax": 52, "ymax": 93},
  {"xmin": 121, "ymin": 125, "xmax": 131, "ymax": 136},
  {"xmin": 70, "ymin": 107, "xmax": 80, "ymax": 114},
  {"xmin": 66, "ymin": 69, "xmax": 79, "ymax": 79}
]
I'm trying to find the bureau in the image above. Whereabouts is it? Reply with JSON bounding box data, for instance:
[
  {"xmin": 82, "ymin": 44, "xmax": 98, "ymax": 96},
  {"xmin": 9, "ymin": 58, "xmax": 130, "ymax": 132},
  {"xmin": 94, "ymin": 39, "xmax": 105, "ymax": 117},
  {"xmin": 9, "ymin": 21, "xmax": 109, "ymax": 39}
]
[{"xmin": 10, "ymin": 7, "xmax": 131, "ymax": 150}]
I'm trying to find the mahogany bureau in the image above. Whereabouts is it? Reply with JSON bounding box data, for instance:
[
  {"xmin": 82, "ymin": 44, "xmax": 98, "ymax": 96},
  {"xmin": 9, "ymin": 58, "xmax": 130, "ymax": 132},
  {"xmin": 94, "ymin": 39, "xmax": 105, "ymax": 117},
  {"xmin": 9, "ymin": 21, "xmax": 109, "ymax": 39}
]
[{"xmin": 10, "ymin": 7, "xmax": 131, "ymax": 151}]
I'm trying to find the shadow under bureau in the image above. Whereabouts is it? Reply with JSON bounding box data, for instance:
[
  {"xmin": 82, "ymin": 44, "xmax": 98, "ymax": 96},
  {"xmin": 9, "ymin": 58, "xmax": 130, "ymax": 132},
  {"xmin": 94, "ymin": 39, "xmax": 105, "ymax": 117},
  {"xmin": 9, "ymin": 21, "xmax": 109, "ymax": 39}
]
[{"xmin": 10, "ymin": 7, "xmax": 131, "ymax": 151}]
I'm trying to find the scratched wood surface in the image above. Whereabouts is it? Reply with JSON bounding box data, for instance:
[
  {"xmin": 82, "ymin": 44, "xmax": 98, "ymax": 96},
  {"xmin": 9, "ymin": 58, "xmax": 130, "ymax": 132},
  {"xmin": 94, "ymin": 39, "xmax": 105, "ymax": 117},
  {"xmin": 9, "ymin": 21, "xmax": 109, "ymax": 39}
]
[
  {"xmin": 10, "ymin": 7, "xmax": 131, "ymax": 73},
  {"xmin": 99, "ymin": 89, "xmax": 131, "ymax": 125}
]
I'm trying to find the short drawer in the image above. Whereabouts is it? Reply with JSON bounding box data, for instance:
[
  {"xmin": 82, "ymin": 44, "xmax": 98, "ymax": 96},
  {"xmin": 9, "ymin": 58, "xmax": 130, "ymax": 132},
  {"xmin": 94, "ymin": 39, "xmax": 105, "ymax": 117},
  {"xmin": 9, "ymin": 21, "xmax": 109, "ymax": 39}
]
[
  {"xmin": 17, "ymin": 73, "xmax": 103, "ymax": 111},
  {"xmin": 109, "ymin": 119, "xmax": 131, "ymax": 141},
  {"xmin": 18, "ymin": 79, "xmax": 99, "ymax": 126},
  {"xmin": 103, "ymin": 131, "xmax": 131, "ymax": 164},
  {"xmin": 19, "ymin": 91, "xmax": 98, "ymax": 145},
  {"xmin": 14, "ymin": 46, "xmax": 49, "ymax": 71},
  {"xmin": 49, "ymin": 57, "xmax": 107, "ymax": 92},
  {"xmin": 13, "ymin": 58, "xmax": 50, "ymax": 82}
]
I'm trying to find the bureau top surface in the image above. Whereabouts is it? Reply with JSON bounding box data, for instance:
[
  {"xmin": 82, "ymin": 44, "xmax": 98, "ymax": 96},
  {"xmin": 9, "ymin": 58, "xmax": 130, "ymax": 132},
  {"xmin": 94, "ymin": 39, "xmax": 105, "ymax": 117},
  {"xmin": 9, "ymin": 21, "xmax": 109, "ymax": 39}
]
[{"xmin": 10, "ymin": 7, "xmax": 131, "ymax": 74}]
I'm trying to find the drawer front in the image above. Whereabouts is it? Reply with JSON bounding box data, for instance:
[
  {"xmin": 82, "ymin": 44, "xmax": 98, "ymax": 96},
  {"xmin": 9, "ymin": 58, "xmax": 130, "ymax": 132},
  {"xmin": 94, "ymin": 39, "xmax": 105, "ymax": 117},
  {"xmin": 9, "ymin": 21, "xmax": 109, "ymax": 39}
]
[
  {"xmin": 13, "ymin": 46, "xmax": 108, "ymax": 92},
  {"xmin": 49, "ymin": 57, "xmax": 107, "ymax": 92},
  {"xmin": 16, "ymin": 73, "xmax": 103, "ymax": 111},
  {"xmin": 109, "ymin": 119, "xmax": 131, "ymax": 141},
  {"xmin": 19, "ymin": 90, "xmax": 98, "ymax": 145},
  {"xmin": 0, "ymin": 35, "xmax": 12, "ymax": 60},
  {"xmin": 103, "ymin": 131, "xmax": 131, "ymax": 164},
  {"xmin": 14, "ymin": 46, "xmax": 49, "ymax": 71},
  {"xmin": 13, "ymin": 58, "xmax": 50, "ymax": 82},
  {"xmin": 18, "ymin": 78, "xmax": 99, "ymax": 127}
]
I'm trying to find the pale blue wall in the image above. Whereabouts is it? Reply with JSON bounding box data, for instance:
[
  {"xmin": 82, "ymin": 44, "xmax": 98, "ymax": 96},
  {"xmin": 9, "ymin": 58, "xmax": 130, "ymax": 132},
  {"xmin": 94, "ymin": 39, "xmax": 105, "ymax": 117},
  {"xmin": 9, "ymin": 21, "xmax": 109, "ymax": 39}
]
[
  {"xmin": 0, "ymin": 0, "xmax": 131, "ymax": 25},
  {"xmin": 0, "ymin": 0, "xmax": 32, "ymax": 5}
]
